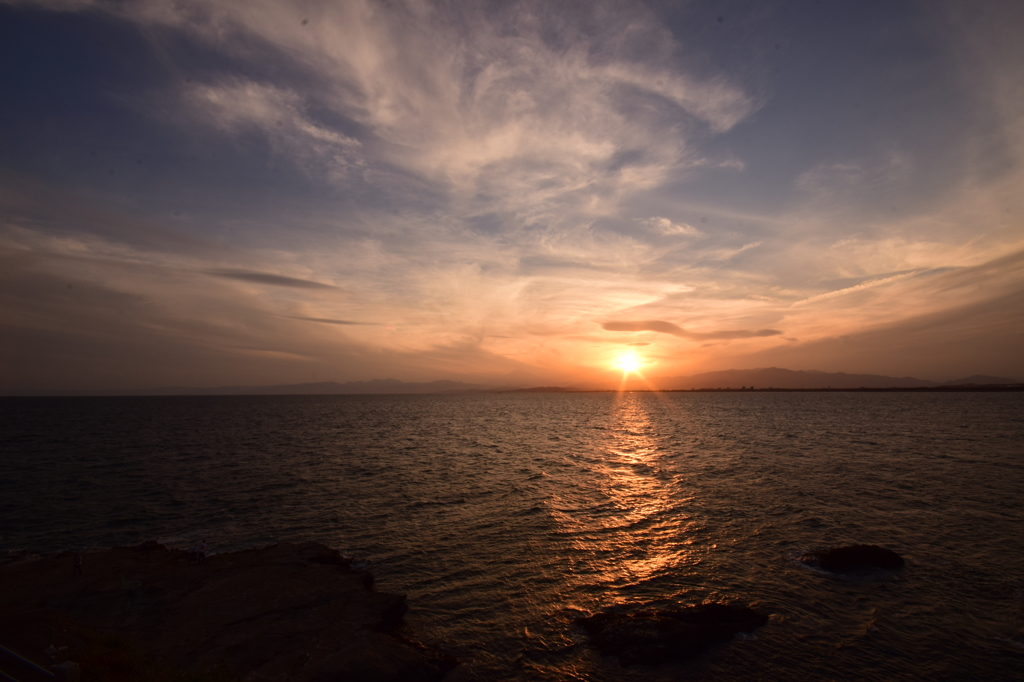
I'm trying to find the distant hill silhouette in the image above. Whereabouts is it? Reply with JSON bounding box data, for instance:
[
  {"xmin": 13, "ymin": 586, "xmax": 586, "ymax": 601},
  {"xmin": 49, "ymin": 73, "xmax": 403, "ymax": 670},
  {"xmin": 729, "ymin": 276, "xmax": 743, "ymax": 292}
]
[
  {"xmin": 500, "ymin": 386, "xmax": 573, "ymax": 393},
  {"xmin": 83, "ymin": 379, "xmax": 487, "ymax": 396},
  {"xmin": 12, "ymin": 369, "xmax": 1021, "ymax": 396},
  {"xmin": 942, "ymin": 374, "xmax": 1020, "ymax": 386},
  {"xmin": 654, "ymin": 367, "xmax": 937, "ymax": 390}
]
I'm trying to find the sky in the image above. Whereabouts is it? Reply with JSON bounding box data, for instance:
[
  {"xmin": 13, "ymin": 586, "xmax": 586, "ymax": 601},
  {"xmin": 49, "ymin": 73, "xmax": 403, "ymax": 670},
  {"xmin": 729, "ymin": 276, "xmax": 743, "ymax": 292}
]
[{"xmin": 2, "ymin": 0, "xmax": 1023, "ymax": 392}]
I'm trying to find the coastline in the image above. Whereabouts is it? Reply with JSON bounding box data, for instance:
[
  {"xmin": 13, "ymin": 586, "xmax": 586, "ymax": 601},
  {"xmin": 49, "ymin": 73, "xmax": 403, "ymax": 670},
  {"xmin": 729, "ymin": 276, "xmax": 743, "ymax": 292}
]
[
  {"xmin": 0, "ymin": 541, "xmax": 456, "ymax": 681},
  {"xmin": 498, "ymin": 384, "xmax": 1024, "ymax": 393}
]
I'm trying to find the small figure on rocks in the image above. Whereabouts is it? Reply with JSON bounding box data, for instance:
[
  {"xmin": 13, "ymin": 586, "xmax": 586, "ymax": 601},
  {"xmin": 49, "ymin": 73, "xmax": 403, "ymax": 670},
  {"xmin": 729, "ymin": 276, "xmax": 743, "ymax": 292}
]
[
  {"xmin": 72, "ymin": 553, "xmax": 82, "ymax": 577},
  {"xmin": 197, "ymin": 539, "xmax": 207, "ymax": 565}
]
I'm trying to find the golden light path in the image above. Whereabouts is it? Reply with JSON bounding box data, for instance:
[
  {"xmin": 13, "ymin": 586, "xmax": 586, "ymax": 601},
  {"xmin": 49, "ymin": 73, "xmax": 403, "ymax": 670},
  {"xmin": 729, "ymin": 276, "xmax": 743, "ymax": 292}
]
[{"xmin": 549, "ymin": 393, "xmax": 701, "ymax": 615}]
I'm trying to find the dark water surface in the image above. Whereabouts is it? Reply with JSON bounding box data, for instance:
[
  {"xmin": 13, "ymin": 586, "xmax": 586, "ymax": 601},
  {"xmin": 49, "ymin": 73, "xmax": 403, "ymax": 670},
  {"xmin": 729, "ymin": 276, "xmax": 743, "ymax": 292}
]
[{"xmin": 2, "ymin": 392, "xmax": 1023, "ymax": 680}]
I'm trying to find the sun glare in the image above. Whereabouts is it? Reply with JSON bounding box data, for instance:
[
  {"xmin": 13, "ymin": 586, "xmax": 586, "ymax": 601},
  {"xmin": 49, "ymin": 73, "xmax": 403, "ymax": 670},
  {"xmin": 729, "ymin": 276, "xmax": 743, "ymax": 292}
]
[{"xmin": 614, "ymin": 351, "xmax": 643, "ymax": 375}]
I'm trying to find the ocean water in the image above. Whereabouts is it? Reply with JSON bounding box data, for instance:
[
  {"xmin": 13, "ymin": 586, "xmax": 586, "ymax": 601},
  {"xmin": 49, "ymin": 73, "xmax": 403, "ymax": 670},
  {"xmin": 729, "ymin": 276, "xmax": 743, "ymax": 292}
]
[{"xmin": 2, "ymin": 392, "xmax": 1023, "ymax": 680}]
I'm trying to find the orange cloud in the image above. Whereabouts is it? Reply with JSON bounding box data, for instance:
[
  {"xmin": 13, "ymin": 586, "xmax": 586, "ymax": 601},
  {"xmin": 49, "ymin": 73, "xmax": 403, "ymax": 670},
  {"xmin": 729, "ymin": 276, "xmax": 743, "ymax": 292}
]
[{"xmin": 602, "ymin": 320, "xmax": 782, "ymax": 340}]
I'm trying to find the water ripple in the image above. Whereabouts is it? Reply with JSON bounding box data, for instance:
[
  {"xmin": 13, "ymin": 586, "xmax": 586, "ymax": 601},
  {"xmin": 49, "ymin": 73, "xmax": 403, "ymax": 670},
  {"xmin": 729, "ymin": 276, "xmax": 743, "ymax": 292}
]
[{"xmin": 2, "ymin": 392, "xmax": 1023, "ymax": 680}]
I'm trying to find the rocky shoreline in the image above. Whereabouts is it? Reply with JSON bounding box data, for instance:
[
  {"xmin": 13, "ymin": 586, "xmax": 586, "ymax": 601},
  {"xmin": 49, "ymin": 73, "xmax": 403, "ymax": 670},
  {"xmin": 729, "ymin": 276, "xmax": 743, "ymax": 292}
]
[
  {"xmin": 576, "ymin": 602, "xmax": 768, "ymax": 666},
  {"xmin": 0, "ymin": 541, "xmax": 456, "ymax": 681},
  {"xmin": 0, "ymin": 539, "xmax": 912, "ymax": 678}
]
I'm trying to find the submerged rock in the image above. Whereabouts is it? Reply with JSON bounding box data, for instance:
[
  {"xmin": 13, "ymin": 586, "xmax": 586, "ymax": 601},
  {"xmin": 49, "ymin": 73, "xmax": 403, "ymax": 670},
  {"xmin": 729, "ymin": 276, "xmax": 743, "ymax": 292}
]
[
  {"xmin": 577, "ymin": 602, "xmax": 767, "ymax": 666},
  {"xmin": 0, "ymin": 541, "xmax": 456, "ymax": 681},
  {"xmin": 802, "ymin": 544, "xmax": 905, "ymax": 572}
]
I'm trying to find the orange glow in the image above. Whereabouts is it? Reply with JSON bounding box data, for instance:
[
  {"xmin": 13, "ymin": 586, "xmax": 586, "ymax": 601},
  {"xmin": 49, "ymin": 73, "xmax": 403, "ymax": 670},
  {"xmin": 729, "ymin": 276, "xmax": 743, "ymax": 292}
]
[{"xmin": 613, "ymin": 350, "xmax": 643, "ymax": 375}]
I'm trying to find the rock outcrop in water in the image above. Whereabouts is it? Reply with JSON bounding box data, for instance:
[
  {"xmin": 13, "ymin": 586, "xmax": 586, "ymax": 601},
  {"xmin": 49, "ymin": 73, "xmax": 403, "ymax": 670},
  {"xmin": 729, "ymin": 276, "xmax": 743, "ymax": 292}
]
[
  {"xmin": 576, "ymin": 602, "xmax": 767, "ymax": 666},
  {"xmin": 0, "ymin": 541, "xmax": 456, "ymax": 681},
  {"xmin": 801, "ymin": 544, "xmax": 905, "ymax": 572}
]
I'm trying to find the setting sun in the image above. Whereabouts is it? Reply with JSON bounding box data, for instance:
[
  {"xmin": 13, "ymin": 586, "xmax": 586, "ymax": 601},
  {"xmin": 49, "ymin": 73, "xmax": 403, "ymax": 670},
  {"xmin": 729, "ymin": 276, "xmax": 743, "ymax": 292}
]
[{"xmin": 614, "ymin": 351, "xmax": 643, "ymax": 375}]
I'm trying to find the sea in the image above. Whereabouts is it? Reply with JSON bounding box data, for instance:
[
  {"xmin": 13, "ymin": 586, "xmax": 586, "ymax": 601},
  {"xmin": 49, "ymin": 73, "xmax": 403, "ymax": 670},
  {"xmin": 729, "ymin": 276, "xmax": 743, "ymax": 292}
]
[{"xmin": 2, "ymin": 391, "xmax": 1023, "ymax": 680}]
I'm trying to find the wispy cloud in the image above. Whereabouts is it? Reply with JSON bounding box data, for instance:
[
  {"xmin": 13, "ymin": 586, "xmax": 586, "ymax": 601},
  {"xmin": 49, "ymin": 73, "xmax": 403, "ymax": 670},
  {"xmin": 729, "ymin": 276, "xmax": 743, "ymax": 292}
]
[
  {"xmin": 187, "ymin": 81, "xmax": 363, "ymax": 179},
  {"xmin": 4, "ymin": 0, "xmax": 1024, "ymax": 388},
  {"xmin": 207, "ymin": 270, "xmax": 341, "ymax": 290},
  {"xmin": 128, "ymin": 0, "xmax": 756, "ymax": 224},
  {"xmin": 639, "ymin": 216, "xmax": 702, "ymax": 236},
  {"xmin": 291, "ymin": 316, "xmax": 373, "ymax": 326},
  {"xmin": 791, "ymin": 270, "xmax": 925, "ymax": 307},
  {"xmin": 602, "ymin": 320, "xmax": 782, "ymax": 340}
]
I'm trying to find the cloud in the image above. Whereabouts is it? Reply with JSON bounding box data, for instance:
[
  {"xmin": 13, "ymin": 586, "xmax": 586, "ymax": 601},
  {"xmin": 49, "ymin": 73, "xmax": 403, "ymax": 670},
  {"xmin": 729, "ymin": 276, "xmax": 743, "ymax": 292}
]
[
  {"xmin": 602, "ymin": 319, "xmax": 782, "ymax": 340},
  {"xmin": 639, "ymin": 216, "xmax": 701, "ymax": 236},
  {"xmin": 186, "ymin": 80, "xmax": 363, "ymax": 179},
  {"xmin": 101, "ymin": 0, "xmax": 755, "ymax": 223},
  {"xmin": 0, "ymin": 172, "xmax": 226, "ymax": 257},
  {"xmin": 734, "ymin": 284, "xmax": 1024, "ymax": 381},
  {"xmin": 5, "ymin": 0, "xmax": 1024, "ymax": 389},
  {"xmin": 692, "ymin": 240, "xmax": 763, "ymax": 263},
  {"xmin": 291, "ymin": 316, "xmax": 373, "ymax": 326},
  {"xmin": 791, "ymin": 270, "xmax": 926, "ymax": 307},
  {"xmin": 207, "ymin": 270, "xmax": 340, "ymax": 289},
  {"xmin": 728, "ymin": 241, "xmax": 763, "ymax": 257},
  {"xmin": 793, "ymin": 152, "xmax": 914, "ymax": 220}
]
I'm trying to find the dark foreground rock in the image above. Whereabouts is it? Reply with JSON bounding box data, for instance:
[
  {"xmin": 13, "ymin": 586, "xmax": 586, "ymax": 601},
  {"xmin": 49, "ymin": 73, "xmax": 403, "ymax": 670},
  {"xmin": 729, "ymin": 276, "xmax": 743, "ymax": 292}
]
[
  {"xmin": 577, "ymin": 602, "xmax": 767, "ymax": 666},
  {"xmin": 802, "ymin": 544, "xmax": 905, "ymax": 572},
  {"xmin": 0, "ymin": 541, "xmax": 456, "ymax": 682}
]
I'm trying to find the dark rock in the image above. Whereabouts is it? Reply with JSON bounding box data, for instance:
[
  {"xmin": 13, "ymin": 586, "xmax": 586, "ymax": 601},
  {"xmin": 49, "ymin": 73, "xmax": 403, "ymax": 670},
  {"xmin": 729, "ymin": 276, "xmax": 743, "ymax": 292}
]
[
  {"xmin": 375, "ymin": 593, "xmax": 409, "ymax": 630},
  {"xmin": 307, "ymin": 547, "xmax": 351, "ymax": 567},
  {"xmin": 802, "ymin": 544, "xmax": 905, "ymax": 572},
  {"xmin": 577, "ymin": 602, "xmax": 767, "ymax": 666},
  {"xmin": 50, "ymin": 661, "xmax": 81, "ymax": 682},
  {"xmin": 0, "ymin": 541, "xmax": 454, "ymax": 681}
]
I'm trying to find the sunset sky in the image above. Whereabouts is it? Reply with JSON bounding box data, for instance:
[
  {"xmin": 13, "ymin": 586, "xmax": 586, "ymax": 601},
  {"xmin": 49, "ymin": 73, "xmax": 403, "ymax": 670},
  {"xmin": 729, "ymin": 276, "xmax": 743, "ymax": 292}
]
[{"xmin": 2, "ymin": 0, "xmax": 1023, "ymax": 392}]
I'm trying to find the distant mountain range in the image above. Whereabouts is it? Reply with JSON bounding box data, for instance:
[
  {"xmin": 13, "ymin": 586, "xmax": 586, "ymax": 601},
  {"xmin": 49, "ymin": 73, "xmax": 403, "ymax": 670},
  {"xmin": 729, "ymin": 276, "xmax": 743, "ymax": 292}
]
[
  {"xmin": 10, "ymin": 369, "xmax": 1021, "ymax": 396},
  {"xmin": 52, "ymin": 379, "xmax": 488, "ymax": 397},
  {"xmin": 647, "ymin": 368, "xmax": 1022, "ymax": 390}
]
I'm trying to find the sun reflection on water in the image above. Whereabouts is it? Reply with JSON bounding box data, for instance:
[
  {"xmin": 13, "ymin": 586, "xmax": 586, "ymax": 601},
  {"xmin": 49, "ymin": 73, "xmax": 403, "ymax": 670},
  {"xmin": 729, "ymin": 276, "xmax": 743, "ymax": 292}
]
[{"xmin": 551, "ymin": 393, "xmax": 703, "ymax": 600}]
